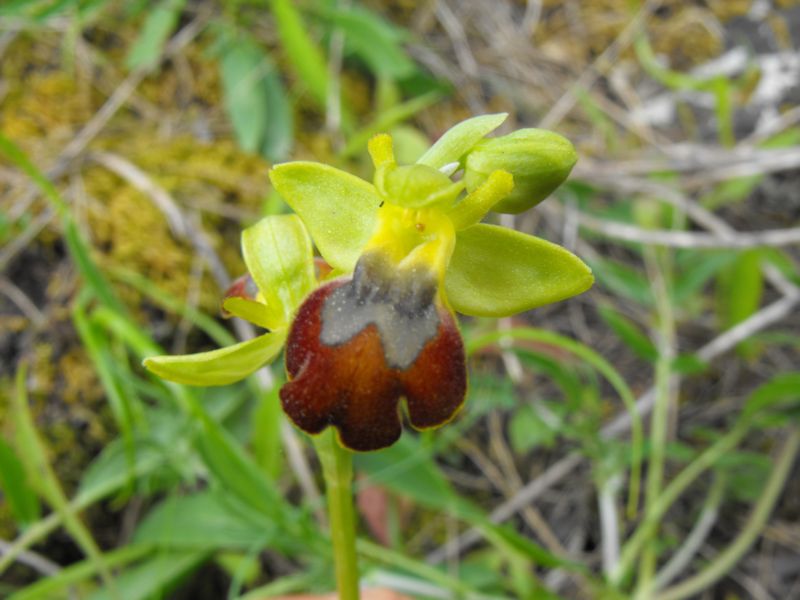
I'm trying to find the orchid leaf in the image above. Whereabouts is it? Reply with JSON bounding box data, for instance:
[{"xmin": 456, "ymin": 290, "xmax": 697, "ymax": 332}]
[
  {"xmin": 143, "ymin": 332, "xmax": 286, "ymax": 386},
  {"xmin": 445, "ymin": 224, "xmax": 594, "ymax": 317},
  {"xmin": 269, "ymin": 162, "xmax": 380, "ymax": 271},
  {"xmin": 218, "ymin": 36, "xmax": 269, "ymax": 154},
  {"xmin": 217, "ymin": 31, "xmax": 293, "ymax": 161},
  {"xmin": 126, "ymin": 0, "xmax": 185, "ymax": 70},
  {"xmin": 241, "ymin": 214, "xmax": 316, "ymax": 325},
  {"xmin": 315, "ymin": 4, "xmax": 416, "ymax": 80},
  {"xmin": 416, "ymin": 113, "xmax": 507, "ymax": 169}
]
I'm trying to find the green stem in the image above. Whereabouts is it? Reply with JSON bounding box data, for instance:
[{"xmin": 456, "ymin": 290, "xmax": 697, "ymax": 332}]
[
  {"xmin": 637, "ymin": 245, "xmax": 676, "ymax": 591},
  {"xmin": 654, "ymin": 429, "xmax": 800, "ymax": 600},
  {"xmin": 651, "ymin": 472, "xmax": 727, "ymax": 592},
  {"xmin": 314, "ymin": 430, "xmax": 360, "ymax": 600},
  {"xmin": 610, "ymin": 421, "xmax": 750, "ymax": 585}
]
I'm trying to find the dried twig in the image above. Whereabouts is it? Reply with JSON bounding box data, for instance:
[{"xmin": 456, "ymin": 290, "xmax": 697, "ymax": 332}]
[
  {"xmin": 326, "ymin": 0, "xmax": 352, "ymax": 143},
  {"xmin": 0, "ymin": 538, "xmax": 60, "ymax": 577},
  {"xmin": 544, "ymin": 203, "xmax": 800, "ymax": 249},
  {"xmin": 743, "ymin": 105, "xmax": 800, "ymax": 145},
  {"xmin": 567, "ymin": 175, "xmax": 799, "ymax": 297},
  {"xmin": 521, "ymin": 0, "xmax": 542, "ymax": 34},
  {"xmin": 598, "ymin": 473, "xmax": 623, "ymax": 576},
  {"xmin": 0, "ymin": 276, "xmax": 46, "ymax": 328},
  {"xmin": 653, "ymin": 475, "xmax": 725, "ymax": 589},
  {"xmin": 427, "ymin": 288, "xmax": 800, "ymax": 564},
  {"xmin": 0, "ymin": 209, "xmax": 54, "ymax": 273},
  {"xmin": 90, "ymin": 152, "xmax": 188, "ymax": 238},
  {"xmin": 538, "ymin": 0, "xmax": 660, "ymax": 129},
  {"xmin": 433, "ymin": 0, "xmax": 486, "ymax": 113},
  {"xmin": 434, "ymin": 0, "xmax": 479, "ymax": 80},
  {"xmin": 5, "ymin": 16, "xmax": 207, "ymax": 228},
  {"xmin": 575, "ymin": 146, "xmax": 800, "ymax": 185}
]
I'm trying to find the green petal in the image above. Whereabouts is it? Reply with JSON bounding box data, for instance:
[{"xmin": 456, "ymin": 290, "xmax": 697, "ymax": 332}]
[
  {"xmin": 269, "ymin": 162, "xmax": 380, "ymax": 271},
  {"xmin": 416, "ymin": 113, "xmax": 507, "ymax": 169},
  {"xmin": 445, "ymin": 224, "xmax": 594, "ymax": 317},
  {"xmin": 446, "ymin": 170, "xmax": 514, "ymax": 230},
  {"xmin": 241, "ymin": 214, "xmax": 316, "ymax": 324},
  {"xmin": 143, "ymin": 332, "xmax": 286, "ymax": 386},
  {"xmin": 222, "ymin": 297, "xmax": 281, "ymax": 331}
]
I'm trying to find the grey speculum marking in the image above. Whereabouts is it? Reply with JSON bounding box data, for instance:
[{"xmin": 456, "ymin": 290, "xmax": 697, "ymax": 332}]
[{"xmin": 320, "ymin": 252, "xmax": 440, "ymax": 370}]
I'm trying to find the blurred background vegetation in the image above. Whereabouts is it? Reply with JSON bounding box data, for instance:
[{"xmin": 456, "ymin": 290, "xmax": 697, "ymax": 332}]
[{"xmin": 1, "ymin": 0, "xmax": 799, "ymax": 598}]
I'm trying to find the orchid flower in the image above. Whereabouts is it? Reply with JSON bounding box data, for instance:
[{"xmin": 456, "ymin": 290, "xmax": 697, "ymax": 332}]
[{"xmin": 144, "ymin": 113, "xmax": 593, "ymax": 451}]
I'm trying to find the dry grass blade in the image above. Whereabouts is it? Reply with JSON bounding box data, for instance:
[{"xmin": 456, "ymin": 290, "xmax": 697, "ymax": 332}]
[
  {"xmin": 0, "ymin": 538, "xmax": 60, "ymax": 577},
  {"xmin": 538, "ymin": 0, "xmax": 660, "ymax": 129},
  {"xmin": 546, "ymin": 204, "xmax": 800, "ymax": 248},
  {"xmin": 428, "ymin": 287, "xmax": 800, "ymax": 564},
  {"xmin": 0, "ymin": 276, "xmax": 46, "ymax": 329}
]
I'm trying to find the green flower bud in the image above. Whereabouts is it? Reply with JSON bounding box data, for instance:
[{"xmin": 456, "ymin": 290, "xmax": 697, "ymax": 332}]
[{"xmin": 463, "ymin": 128, "xmax": 577, "ymax": 214}]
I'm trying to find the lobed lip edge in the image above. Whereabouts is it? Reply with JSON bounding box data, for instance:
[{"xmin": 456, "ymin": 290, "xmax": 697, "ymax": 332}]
[{"xmin": 281, "ymin": 270, "xmax": 466, "ymax": 452}]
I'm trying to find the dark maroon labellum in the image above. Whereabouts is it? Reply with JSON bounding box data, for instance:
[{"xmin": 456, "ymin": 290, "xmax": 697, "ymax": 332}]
[{"xmin": 280, "ymin": 254, "xmax": 467, "ymax": 451}]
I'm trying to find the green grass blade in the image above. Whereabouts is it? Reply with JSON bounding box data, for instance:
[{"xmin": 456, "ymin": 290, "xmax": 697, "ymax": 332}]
[
  {"xmin": 11, "ymin": 366, "xmax": 117, "ymax": 594},
  {"xmin": 467, "ymin": 327, "xmax": 643, "ymax": 519},
  {"xmin": 340, "ymin": 90, "xmax": 443, "ymax": 158},
  {"xmin": 85, "ymin": 550, "xmax": 208, "ymax": 600},
  {"xmin": 126, "ymin": 0, "xmax": 186, "ymax": 70},
  {"xmin": 251, "ymin": 381, "xmax": 284, "ymax": 479},
  {"xmin": 357, "ymin": 437, "xmax": 585, "ymax": 574},
  {"xmin": 72, "ymin": 299, "xmax": 140, "ymax": 497},
  {"xmin": 0, "ymin": 437, "xmax": 41, "ymax": 528},
  {"xmin": 132, "ymin": 491, "xmax": 276, "ymax": 550},
  {"xmin": 598, "ymin": 303, "xmax": 658, "ymax": 361},
  {"xmin": 268, "ymin": 0, "xmax": 329, "ymax": 111},
  {"xmin": 313, "ymin": 4, "xmax": 417, "ymax": 80},
  {"xmin": 8, "ymin": 545, "xmax": 153, "ymax": 600},
  {"xmin": 358, "ymin": 539, "xmax": 518, "ymax": 600},
  {"xmin": 88, "ymin": 305, "xmax": 292, "ymax": 523},
  {"xmin": 107, "ymin": 266, "xmax": 235, "ymax": 347},
  {"xmin": 0, "ymin": 437, "xmax": 166, "ymax": 576}
]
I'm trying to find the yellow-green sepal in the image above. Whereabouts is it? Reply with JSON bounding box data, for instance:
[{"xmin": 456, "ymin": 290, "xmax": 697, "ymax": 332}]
[
  {"xmin": 416, "ymin": 113, "xmax": 508, "ymax": 169},
  {"xmin": 268, "ymin": 162, "xmax": 381, "ymax": 271},
  {"xmin": 222, "ymin": 296, "xmax": 282, "ymax": 331},
  {"xmin": 241, "ymin": 214, "xmax": 316, "ymax": 326},
  {"xmin": 143, "ymin": 331, "xmax": 287, "ymax": 386},
  {"xmin": 444, "ymin": 224, "xmax": 594, "ymax": 317}
]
